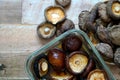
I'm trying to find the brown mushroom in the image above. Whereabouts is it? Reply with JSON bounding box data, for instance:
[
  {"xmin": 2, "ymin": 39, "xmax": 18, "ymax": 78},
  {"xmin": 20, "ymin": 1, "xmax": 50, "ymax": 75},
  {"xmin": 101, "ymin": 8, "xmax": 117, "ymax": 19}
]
[
  {"xmin": 47, "ymin": 48, "xmax": 66, "ymax": 72},
  {"xmin": 87, "ymin": 69, "xmax": 108, "ymax": 80},
  {"xmin": 66, "ymin": 51, "xmax": 89, "ymax": 75},
  {"xmin": 62, "ymin": 34, "xmax": 82, "ymax": 52},
  {"xmin": 45, "ymin": 6, "xmax": 66, "ymax": 24},
  {"xmin": 96, "ymin": 43, "xmax": 113, "ymax": 59},
  {"xmin": 114, "ymin": 48, "xmax": 120, "ymax": 68},
  {"xmin": 55, "ymin": 0, "xmax": 71, "ymax": 8},
  {"xmin": 33, "ymin": 54, "xmax": 48, "ymax": 78},
  {"xmin": 96, "ymin": 25, "xmax": 112, "ymax": 46},
  {"xmin": 85, "ymin": 2, "xmax": 103, "ymax": 32},
  {"xmin": 37, "ymin": 22, "xmax": 56, "ymax": 39},
  {"xmin": 95, "ymin": 19, "xmax": 109, "ymax": 28},
  {"xmin": 56, "ymin": 19, "xmax": 75, "ymax": 36},
  {"xmin": 108, "ymin": 25, "xmax": 120, "ymax": 46},
  {"xmin": 98, "ymin": 3, "xmax": 111, "ymax": 23},
  {"xmin": 38, "ymin": 58, "xmax": 48, "ymax": 77},
  {"xmin": 78, "ymin": 10, "xmax": 90, "ymax": 32},
  {"xmin": 106, "ymin": 0, "xmax": 120, "ymax": 20}
]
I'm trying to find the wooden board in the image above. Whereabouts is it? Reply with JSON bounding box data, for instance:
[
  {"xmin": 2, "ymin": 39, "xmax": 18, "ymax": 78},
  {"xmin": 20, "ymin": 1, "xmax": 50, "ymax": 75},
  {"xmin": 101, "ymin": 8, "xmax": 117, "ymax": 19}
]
[
  {"xmin": 0, "ymin": 24, "xmax": 52, "ymax": 79},
  {"xmin": 0, "ymin": 0, "xmax": 22, "ymax": 24},
  {"xmin": 0, "ymin": 0, "xmax": 120, "ymax": 80}
]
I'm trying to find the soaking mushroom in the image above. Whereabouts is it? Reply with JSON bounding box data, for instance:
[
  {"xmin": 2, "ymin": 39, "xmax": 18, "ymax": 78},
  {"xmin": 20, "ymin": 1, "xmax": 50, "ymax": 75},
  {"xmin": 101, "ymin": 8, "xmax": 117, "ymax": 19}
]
[
  {"xmin": 33, "ymin": 54, "xmax": 48, "ymax": 78},
  {"xmin": 87, "ymin": 69, "xmax": 108, "ymax": 80},
  {"xmin": 66, "ymin": 51, "xmax": 89, "ymax": 75},
  {"xmin": 62, "ymin": 34, "xmax": 82, "ymax": 52},
  {"xmin": 38, "ymin": 58, "xmax": 48, "ymax": 77},
  {"xmin": 47, "ymin": 48, "xmax": 66, "ymax": 72}
]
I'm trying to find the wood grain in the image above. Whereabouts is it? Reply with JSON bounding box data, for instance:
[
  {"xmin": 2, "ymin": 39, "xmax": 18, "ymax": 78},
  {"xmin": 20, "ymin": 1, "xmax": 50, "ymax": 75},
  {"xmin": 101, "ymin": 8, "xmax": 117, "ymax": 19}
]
[
  {"xmin": 0, "ymin": 24, "xmax": 53, "ymax": 79},
  {"xmin": 0, "ymin": 0, "xmax": 22, "ymax": 24}
]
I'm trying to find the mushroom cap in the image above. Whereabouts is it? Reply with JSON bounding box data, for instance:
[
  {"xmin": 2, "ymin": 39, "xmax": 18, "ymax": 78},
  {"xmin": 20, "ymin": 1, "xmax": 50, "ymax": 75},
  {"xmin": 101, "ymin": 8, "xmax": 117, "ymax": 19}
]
[
  {"xmin": 114, "ymin": 48, "xmax": 120, "ymax": 67},
  {"xmin": 66, "ymin": 51, "xmax": 89, "ymax": 75},
  {"xmin": 38, "ymin": 58, "xmax": 48, "ymax": 77},
  {"xmin": 98, "ymin": 3, "xmax": 111, "ymax": 22},
  {"xmin": 56, "ymin": 19, "xmax": 75, "ymax": 36},
  {"xmin": 108, "ymin": 25, "xmax": 120, "ymax": 46},
  {"xmin": 62, "ymin": 34, "xmax": 82, "ymax": 52},
  {"xmin": 55, "ymin": 0, "xmax": 71, "ymax": 7},
  {"xmin": 45, "ymin": 6, "xmax": 66, "ymax": 24},
  {"xmin": 107, "ymin": 0, "xmax": 120, "ymax": 20},
  {"xmin": 96, "ymin": 43, "xmax": 113, "ymax": 58},
  {"xmin": 79, "ymin": 10, "xmax": 90, "ymax": 31},
  {"xmin": 37, "ymin": 22, "xmax": 56, "ymax": 39},
  {"xmin": 47, "ymin": 48, "xmax": 66, "ymax": 71},
  {"xmin": 87, "ymin": 69, "xmax": 108, "ymax": 80}
]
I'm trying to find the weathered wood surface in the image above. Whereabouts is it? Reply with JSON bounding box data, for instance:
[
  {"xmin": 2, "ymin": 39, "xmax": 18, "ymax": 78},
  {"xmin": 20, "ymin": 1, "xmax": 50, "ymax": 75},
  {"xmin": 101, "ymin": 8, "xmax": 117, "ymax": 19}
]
[
  {"xmin": 0, "ymin": 24, "xmax": 52, "ymax": 80},
  {"xmin": 0, "ymin": 0, "xmax": 22, "ymax": 24},
  {"xmin": 0, "ymin": 0, "xmax": 120, "ymax": 80}
]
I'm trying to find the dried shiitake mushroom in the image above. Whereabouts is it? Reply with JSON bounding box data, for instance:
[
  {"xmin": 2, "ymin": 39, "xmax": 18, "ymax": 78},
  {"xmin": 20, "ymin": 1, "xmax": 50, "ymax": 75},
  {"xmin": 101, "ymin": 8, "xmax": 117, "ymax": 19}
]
[
  {"xmin": 79, "ymin": 10, "xmax": 90, "ymax": 32},
  {"xmin": 108, "ymin": 25, "xmax": 120, "ymax": 46},
  {"xmin": 66, "ymin": 51, "xmax": 89, "ymax": 75},
  {"xmin": 95, "ymin": 19, "xmax": 108, "ymax": 28},
  {"xmin": 37, "ymin": 22, "xmax": 56, "ymax": 39},
  {"xmin": 50, "ymin": 71, "xmax": 75, "ymax": 80},
  {"xmin": 62, "ymin": 34, "xmax": 82, "ymax": 52},
  {"xmin": 98, "ymin": 2, "xmax": 111, "ymax": 22},
  {"xmin": 47, "ymin": 48, "xmax": 66, "ymax": 71},
  {"xmin": 96, "ymin": 25, "xmax": 112, "ymax": 45},
  {"xmin": 33, "ymin": 54, "xmax": 48, "ymax": 78},
  {"xmin": 107, "ymin": 0, "xmax": 120, "ymax": 20},
  {"xmin": 96, "ymin": 43, "xmax": 113, "ymax": 59},
  {"xmin": 38, "ymin": 58, "xmax": 48, "ymax": 77},
  {"xmin": 85, "ymin": 2, "xmax": 103, "ymax": 32},
  {"xmin": 55, "ymin": 0, "xmax": 71, "ymax": 8},
  {"xmin": 56, "ymin": 19, "xmax": 75, "ymax": 36},
  {"xmin": 45, "ymin": 6, "xmax": 66, "ymax": 24},
  {"xmin": 114, "ymin": 48, "xmax": 120, "ymax": 67},
  {"xmin": 87, "ymin": 69, "xmax": 108, "ymax": 80}
]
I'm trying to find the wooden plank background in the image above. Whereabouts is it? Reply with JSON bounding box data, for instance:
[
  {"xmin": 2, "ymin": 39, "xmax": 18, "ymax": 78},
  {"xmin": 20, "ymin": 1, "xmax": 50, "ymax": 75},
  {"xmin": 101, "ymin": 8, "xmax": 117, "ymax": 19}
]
[{"xmin": 0, "ymin": 0, "xmax": 120, "ymax": 80}]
